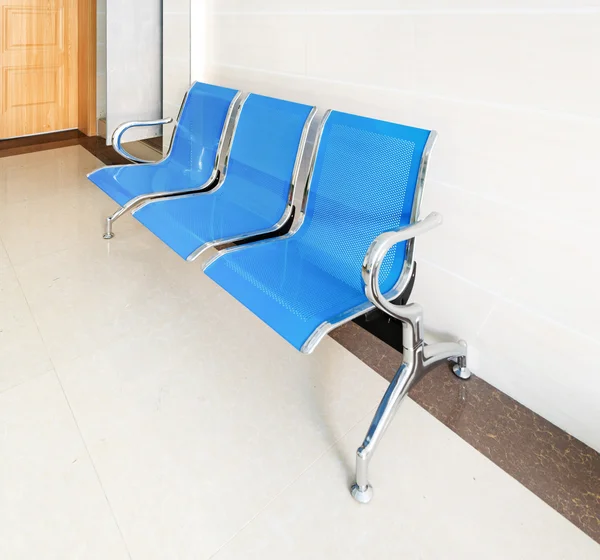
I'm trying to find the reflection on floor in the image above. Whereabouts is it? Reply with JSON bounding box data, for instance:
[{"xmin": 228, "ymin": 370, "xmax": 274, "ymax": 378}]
[{"xmin": 0, "ymin": 146, "xmax": 598, "ymax": 559}]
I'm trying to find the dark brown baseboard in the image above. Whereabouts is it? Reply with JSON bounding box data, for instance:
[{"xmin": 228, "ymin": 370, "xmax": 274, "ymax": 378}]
[
  {"xmin": 0, "ymin": 130, "xmax": 129, "ymax": 166},
  {"xmin": 78, "ymin": 135, "xmax": 130, "ymax": 165},
  {"xmin": 0, "ymin": 130, "xmax": 85, "ymax": 159},
  {"xmin": 330, "ymin": 322, "xmax": 600, "ymax": 544}
]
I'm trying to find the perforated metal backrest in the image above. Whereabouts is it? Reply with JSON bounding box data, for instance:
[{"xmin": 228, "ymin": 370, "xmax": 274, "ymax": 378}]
[
  {"xmin": 169, "ymin": 82, "xmax": 239, "ymax": 180},
  {"xmin": 218, "ymin": 93, "xmax": 315, "ymax": 219},
  {"xmin": 296, "ymin": 110, "xmax": 432, "ymax": 294}
]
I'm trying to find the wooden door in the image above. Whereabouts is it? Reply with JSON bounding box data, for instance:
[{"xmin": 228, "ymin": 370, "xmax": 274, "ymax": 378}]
[{"xmin": 0, "ymin": 0, "xmax": 78, "ymax": 139}]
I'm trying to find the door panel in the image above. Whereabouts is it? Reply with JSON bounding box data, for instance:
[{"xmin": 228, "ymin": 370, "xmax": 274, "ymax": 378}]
[{"xmin": 0, "ymin": 0, "xmax": 77, "ymax": 139}]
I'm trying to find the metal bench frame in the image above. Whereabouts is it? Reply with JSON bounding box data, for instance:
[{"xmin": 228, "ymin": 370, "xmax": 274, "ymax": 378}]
[
  {"xmin": 102, "ymin": 84, "xmax": 245, "ymax": 239},
  {"xmin": 184, "ymin": 106, "xmax": 318, "ymax": 262},
  {"xmin": 204, "ymin": 110, "xmax": 471, "ymax": 503}
]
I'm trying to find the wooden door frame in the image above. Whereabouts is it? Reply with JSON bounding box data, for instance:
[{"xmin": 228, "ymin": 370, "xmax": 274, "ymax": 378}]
[{"xmin": 78, "ymin": 0, "xmax": 97, "ymax": 136}]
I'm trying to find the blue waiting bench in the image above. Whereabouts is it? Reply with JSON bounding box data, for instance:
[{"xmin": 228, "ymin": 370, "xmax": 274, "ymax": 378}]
[
  {"xmin": 89, "ymin": 82, "xmax": 243, "ymax": 239},
  {"xmin": 88, "ymin": 82, "xmax": 471, "ymax": 504}
]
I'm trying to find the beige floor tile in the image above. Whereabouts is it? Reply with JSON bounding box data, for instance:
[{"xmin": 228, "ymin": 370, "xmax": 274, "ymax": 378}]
[
  {"xmin": 12, "ymin": 228, "xmax": 194, "ymax": 366},
  {"xmin": 0, "ymin": 372, "xmax": 130, "ymax": 560},
  {"xmin": 212, "ymin": 398, "xmax": 600, "ymax": 560},
  {"xmin": 0, "ymin": 146, "xmax": 141, "ymax": 267},
  {"xmin": 55, "ymin": 305, "xmax": 385, "ymax": 560},
  {"xmin": 0, "ymin": 239, "xmax": 53, "ymax": 392}
]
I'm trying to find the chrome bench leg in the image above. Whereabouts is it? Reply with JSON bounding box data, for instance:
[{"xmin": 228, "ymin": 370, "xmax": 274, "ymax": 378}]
[
  {"xmin": 101, "ymin": 183, "xmax": 218, "ymax": 240},
  {"xmin": 423, "ymin": 340, "xmax": 471, "ymax": 380},
  {"xmin": 452, "ymin": 341, "xmax": 471, "ymax": 380},
  {"xmin": 103, "ymin": 206, "xmax": 127, "ymax": 239},
  {"xmin": 350, "ymin": 317, "xmax": 470, "ymax": 504},
  {"xmin": 351, "ymin": 357, "xmax": 419, "ymax": 504},
  {"xmin": 102, "ymin": 194, "xmax": 149, "ymax": 240},
  {"xmin": 452, "ymin": 355, "xmax": 471, "ymax": 380}
]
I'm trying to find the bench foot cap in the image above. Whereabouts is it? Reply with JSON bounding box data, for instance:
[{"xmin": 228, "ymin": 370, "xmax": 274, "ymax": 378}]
[
  {"xmin": 452, "ymin": 364, "xmax": 471, "ymax": 380},
  {"xmin": 103, "ymin": 233, "xmax": 114, "ymax": 240},
  {"xmin": 351, "ymin": 483, "xmax": 373, "ymax": 504}
]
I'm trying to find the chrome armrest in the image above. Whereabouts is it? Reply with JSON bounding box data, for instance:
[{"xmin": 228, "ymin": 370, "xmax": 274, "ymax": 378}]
[
  {"xmin": 112, "ymin": 118, "xmax": 173, "ymax": 163},
  {"xmin": 362, "ymin": 212, "xmax": 443, "ymax": 332}
]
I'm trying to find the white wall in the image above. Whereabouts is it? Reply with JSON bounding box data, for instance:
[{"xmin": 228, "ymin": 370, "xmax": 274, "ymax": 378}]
[
  {"xmin": 191, "ymin": 1, "xmax": 600, "ymax": 451},
  {"xmin": 96, "ymin": 0, "xmax": 107, "ymax": 120},
  {"xmin": 163, "ymin": 0, "xmax": 191, "ymax": 153},
  {"xmin": 106, "ymin": 0, "xmax": 163, "ymax": 143}
]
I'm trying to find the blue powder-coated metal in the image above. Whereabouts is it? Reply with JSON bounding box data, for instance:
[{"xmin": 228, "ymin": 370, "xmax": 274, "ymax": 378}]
[
  {"xmin": 133, "ymin": 94, "xmax": 314, "ymax": 260},
  {"xmin": 205, "ymin": 110, "xmax": 432, "ymax": 351},
  {"xmin": 87, "ymin": 82, "xmax": 239, "ymax": 207}
]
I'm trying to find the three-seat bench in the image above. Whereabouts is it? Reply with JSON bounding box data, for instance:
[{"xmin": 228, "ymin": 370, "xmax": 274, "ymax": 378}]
[{"xmin": 88, "ymin": 82, "xmax": 471, "ymax": 504}]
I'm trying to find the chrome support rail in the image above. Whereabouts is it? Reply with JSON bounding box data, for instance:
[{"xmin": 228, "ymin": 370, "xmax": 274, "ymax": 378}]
[
  {"xmin": 299, "ymin": 130, "xmax": 439, "ymax": 354},
  {"xmin": 112, "ymin": 118, "xmax": 173, "ymax": 164},
  {"xmin": 102, "ymin": 186, "xmax": 219, "ymax": 239},
  {"xmin": 350, "ymin": 211, "xmax": 471, "ymax": 504},
  {"xmin": 190, "ymin": 106, "xmax": 319, "ymax": 262},
  {"xmin": 102, "ymin": 88, "xmax": 245, "ymax": 239}
]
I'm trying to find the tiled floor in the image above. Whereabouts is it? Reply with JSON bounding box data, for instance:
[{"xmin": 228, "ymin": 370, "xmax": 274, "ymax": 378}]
[{"xmin": 0, "ymin": 146, "xmax": 598, "ymax": 559}]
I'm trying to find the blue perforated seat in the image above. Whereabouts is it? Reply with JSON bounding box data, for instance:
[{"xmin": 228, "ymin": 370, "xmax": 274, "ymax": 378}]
[
  {"xmin": 87, "ymin": 82, "xmax": 239, "ymax": 207},
  {"xmin": 133, "ymin": 94, "xmax": 315, "ymax": 260},
  {"xmin": 204, "ymin": 111, "xmax": 432, "ymax": 352}
]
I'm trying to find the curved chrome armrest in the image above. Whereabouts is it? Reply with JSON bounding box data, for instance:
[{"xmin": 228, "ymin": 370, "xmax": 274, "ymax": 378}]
[
  {"xmin": 112, "ymin": 117, "xmax": 173, "ymax": 163},
  {"xmin": 362, "ymin": 212, "xmax": 443, "ymax": 332}
]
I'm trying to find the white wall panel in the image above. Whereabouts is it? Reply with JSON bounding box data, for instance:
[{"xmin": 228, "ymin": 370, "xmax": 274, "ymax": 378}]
[
  {"xmin": 163, "ymin": 0, "xmax": 191, "ymax": 153},
  {"xmin": 96, "ymin": 0, "xmax": 107, "ymax": 120},
  {"xmin": 106, "ymin": 0, "xmax": 162, "ymax": 144}
]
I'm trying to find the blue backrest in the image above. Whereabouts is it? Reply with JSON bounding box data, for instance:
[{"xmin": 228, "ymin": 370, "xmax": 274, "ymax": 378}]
[
  {"xmin": 295, "ymin": 110, "xmax": 432, "ymax": 294},
  {"xmin": 219, "ymin": 93, "xmax": 314, "ymax": 220},
  {"xmin": 169, "ymin": 81, "xmax": 239, "ymax": 182}
]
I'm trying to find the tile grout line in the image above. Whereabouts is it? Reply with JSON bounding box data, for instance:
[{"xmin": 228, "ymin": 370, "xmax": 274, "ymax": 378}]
[
  {"xmin": 214, "ymin": 8, "xmax": 600, "ymax": 16},
  {"xmin": 213, "ymin": 62, "xmax": 600, "ymax": 125},
  {"xmin": 0, "ymin": 237, "xmax": 52, "ymax": 397},
  {"xmin": 2, "ymin": 238, "xmax": 135, "ymax": 560},
  {"xmin": 418, "ymin": 257, "xmax": 600, "ymax": 347},
  {"xmin": 429, "ymin": 178, "xmax": 600, "ymax": 242},
  {"xmin": 0, "ymin": 239, "xmax": 37, "ymax": 398},
  {"xmin": 51, "ymin": 369, "xmax": 135, "ymax": 560},
  {"xmin": 207, "ymin": 405, "xmax": 379, "ymax": 559},
  {"xmin": 0, "ymin": 367, "xmax": 56, "ymax": 397}
]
